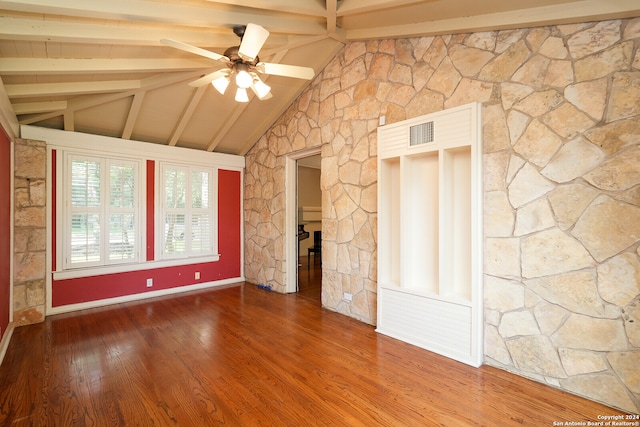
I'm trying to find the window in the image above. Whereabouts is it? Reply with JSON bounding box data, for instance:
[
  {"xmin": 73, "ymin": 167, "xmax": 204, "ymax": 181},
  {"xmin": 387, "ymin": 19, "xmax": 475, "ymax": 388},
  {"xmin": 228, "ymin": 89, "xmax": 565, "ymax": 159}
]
[
  {"xmin": 160, "ymin": 163, "xmax": 216, "ymax": 259},
  {"xmin": 64, "ymin": 154, "xmax": 140, "ymax": 269}
]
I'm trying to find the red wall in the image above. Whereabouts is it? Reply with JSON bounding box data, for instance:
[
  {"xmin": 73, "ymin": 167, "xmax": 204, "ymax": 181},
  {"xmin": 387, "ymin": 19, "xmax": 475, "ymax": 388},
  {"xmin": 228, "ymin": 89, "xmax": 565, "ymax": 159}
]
[
  {"xmin": 0, "ymin": 126, "xmax": 10, "ymax": 340},
  {"xmin": 51, "ymin": 165, "xmax": 242, "ymax": 307}
]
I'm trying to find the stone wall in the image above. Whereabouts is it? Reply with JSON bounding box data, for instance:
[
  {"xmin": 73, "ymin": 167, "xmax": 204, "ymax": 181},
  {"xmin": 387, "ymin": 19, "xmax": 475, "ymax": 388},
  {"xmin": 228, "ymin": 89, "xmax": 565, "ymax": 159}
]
[
  {"xmin": 13, "ymin": 139, "xmax": 46, "ymax": 325},
  {"xmin": 244, "ymin": 18, "xmax": 640, "ymax": 411}
]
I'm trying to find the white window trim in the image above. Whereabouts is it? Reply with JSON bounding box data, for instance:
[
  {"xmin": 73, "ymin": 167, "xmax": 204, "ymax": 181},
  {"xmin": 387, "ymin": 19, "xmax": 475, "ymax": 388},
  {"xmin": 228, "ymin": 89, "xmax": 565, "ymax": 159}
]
[
  {"xmin": 61, "ymin": 152, "xmax": 144, "ymax": 270},
  {"xmin": 27, "ymin": 125, "xmax": 243, "ymax": 282},
  {"xmin": 158, "ymin": 162, "xmax": 219, "ymax": 260}
]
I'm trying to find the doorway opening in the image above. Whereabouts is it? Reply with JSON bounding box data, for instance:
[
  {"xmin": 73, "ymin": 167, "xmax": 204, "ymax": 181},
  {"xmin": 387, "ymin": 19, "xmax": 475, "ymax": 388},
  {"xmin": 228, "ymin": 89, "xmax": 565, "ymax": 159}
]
[
  {"xmin": 284, "ymin": 148, "xmax": 321, "ymax": 302},
  {"xmin": 296, "ymin": 155, "xmax": 322, "ymax": 303}
]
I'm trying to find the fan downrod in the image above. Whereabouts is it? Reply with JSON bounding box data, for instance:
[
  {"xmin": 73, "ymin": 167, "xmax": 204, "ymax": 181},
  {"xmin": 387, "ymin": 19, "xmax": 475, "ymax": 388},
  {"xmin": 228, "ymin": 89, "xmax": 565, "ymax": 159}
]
[{"xmin": 232, "ymin": 25, "xmax": 246, "ymax": 39}]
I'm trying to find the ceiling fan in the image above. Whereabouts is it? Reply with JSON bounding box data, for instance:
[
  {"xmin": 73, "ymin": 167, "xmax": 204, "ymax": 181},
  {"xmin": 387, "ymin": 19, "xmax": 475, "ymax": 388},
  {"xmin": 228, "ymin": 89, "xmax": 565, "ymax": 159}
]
[{"xmin": 161, "ymin": 23, "xmax": 315, "ymax": 102}]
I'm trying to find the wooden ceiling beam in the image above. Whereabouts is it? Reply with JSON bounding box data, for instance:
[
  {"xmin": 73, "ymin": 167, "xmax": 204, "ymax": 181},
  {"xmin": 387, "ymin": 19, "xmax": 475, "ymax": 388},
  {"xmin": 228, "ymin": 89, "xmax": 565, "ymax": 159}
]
[
  {"xmin": 337, "ymin": 0, "xmax": 427, "ymax": 17},
  {"xmin": 0, "ymin": 16, "xmax": 240, "ymax": 48},
  {"xmin": 0, "ymin": 58, "xmax": 212, "ymax": 75},
  {"xmin": 205, "ymin": 0, "xmax": 326, "ymax": 17},
  {"xmin": 18, "ymin": 70, "xmax": 204, "ymax": 124},
  {"xmin": 5, "ymin": 80, "xmax": 142, "ymax": 99},
  {"xmin": 326, "ymin": 0, "xmax": 338, "ymax": 34},
  {"xmin": 168, "ymin": 85, "xmax": 207, "ymax": 146},
  {"xmin": 345, "ymin": 0, "xmax": 640, "ymax": 40},
  {"xmin": 0, "ymin": 76, "xmax": 19, "ymax": 138},
  {"xmin": 0, "ymin": 16, "xmax": 296, "ymax": 50},
  {"xmin": 122, "ymin": 92, "xmax": 145, "ymax": 140},
  {"xmin": 13, "ymin": 101, "xmax": 67, "ymax": 115},
  {"xmin": 63, "ymin": 111, "xmax": 74, "ymax": 132},
  {"xmin": 0, "ymin": 0, "xmax": 326, "ymax": 35}
]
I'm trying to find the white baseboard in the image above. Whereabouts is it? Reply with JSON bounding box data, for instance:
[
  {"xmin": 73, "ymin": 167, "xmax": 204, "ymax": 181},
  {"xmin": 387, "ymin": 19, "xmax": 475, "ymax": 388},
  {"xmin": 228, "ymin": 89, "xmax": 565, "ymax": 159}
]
[{"xmin": 0, "ymin": 323, "xmax": 15, "ymax": 367}]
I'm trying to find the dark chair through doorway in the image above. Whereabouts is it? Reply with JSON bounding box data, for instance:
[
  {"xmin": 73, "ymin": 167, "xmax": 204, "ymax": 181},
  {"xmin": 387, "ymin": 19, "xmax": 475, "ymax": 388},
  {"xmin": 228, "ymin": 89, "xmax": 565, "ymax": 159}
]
[{"xmin": 308, "ymin": 230, "xmax": 321, "ymax": 268}]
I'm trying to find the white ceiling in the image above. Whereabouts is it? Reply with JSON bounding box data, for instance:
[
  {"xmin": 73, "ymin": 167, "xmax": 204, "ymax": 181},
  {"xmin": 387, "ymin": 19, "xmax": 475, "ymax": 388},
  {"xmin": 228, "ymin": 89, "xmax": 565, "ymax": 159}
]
[{"xmin": 0, "ymin": 0, "xmax": 638, "ymax": 155}]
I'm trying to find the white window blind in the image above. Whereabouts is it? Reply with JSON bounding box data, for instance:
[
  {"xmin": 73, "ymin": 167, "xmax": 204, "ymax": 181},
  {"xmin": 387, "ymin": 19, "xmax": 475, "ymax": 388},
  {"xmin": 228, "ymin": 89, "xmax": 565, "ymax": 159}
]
[
  {"xmin": 161, "ymin": 164, "xmax": 215, "ymax": 258},
  {"xmin": 66, "ymin": 155, "xmax": 139, "ymax": 268}
]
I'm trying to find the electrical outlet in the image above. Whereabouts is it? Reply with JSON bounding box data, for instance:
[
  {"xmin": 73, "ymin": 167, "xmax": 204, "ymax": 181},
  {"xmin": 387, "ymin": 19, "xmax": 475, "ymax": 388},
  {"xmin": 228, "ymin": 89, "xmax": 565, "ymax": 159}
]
[
  {"xmin": 343, "ymin": 292, "xmax": 353, "ymax": 302},
  {"xmin": 195, "ymin": 271, "xmax": 200, "ymax": 280},
  {"xmin": 146, "ymin": 278, "xmax": 153, "ymax": 287}
]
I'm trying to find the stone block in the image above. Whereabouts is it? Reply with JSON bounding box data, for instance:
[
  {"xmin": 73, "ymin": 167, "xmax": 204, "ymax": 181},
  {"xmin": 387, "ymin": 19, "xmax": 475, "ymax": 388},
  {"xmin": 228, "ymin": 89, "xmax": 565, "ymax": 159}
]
[
  {"xmin": 521, "ymin": 229, "xmax": 594, "ymax": 278},
  {"xmin": 484, "ymin": 191, "xmax": 514, "ymax": 237},
  {"xmin": 484, "ymin": 276, "xmax": 525, "ymax": 311},
  {"xmin": 533, "ymin": 301, "xmax": 568, "ymax": 335},
  {"xmin": 542, "ymin": 102, "xmax": 595, "ymax": 139},
  {"xmin": 14, "ymin": 142, "xmax": 46, "ymax": 179},
  {"xmin": 499, "ymin": 310, "xmax": 540, "ymax": 337},
  {"xmin": 513, "ymin": 89, "xmax": 563, "ymax": 118},
  {"xmin": 482, "ymin": 104, "xmax": 510, "ymax": 153},
  {"xmin": 552, "ymin": 314, "xmax": 628, "ymax": 351},
  {"xmin": 508, "ymin": 163, "xmax": 556, "ymax": 208},
  {"xmin": 506, "ymin": 335, "xmax": 566, "ymax": 377},
  {"xmin": 584, "ymin": 116, "xmax": 640, "ymax": 155},
  {"xmin": 585, "ymin": 146, "xmax": 640, "ymax": 192},
  {"xmin": 501, "ymin": 83, "xmax": 534, "ymax": 111},
  {"xmin": 560, "ymin": 373, "xmax": 637, "ymax": 414},
  {"xmin": 485, "ymin": 325, "xmax": 512, "ymax": 365},
  {"xmin": 567, "ymin": 20, "xmax": 621, "ymax": 60},
  {"xmin": 512, "ymin": 55, "xmax": 550, "ymax": 89},
  {"xmin": 607, "ymin": 352, "xmax": 640, "ymax": 394},
  {"xmin": 572, "ymin": 195, "xmax": 640, "ymax": 262},
  {"xmin": 574, "ymin": 41, "xmax": 633, "ymax": 82},
  {"xmin": 541, "ymin": 136, "xmax": 606, "ymax": 183},
  {"xmin": 14, "ymin": 251, "xmax": 46, "ymax": 282},
  {"xmin": 479, "ymin": 40, "xmax": 530, "ymax": 81},
  {"xmin": 449, "ymin": 44, "xmax": 494, "ymax": 77},
  {"xmin": 624, "ymin": 300, "xmax": 640, "ymax": 347},
  {"xmin": 483, "ymin": 152, "xmax": 509, "ymax": 191},
  {"xmin": 547, "ymin": 183, "xmax": 598, "ymax": 230},
  {"xmin": 514, "ymin": 198, "xmax": 554, "ymax": 236},
  {"xmin": 596, "ymin": 252, "xmax": 640, "ymax": 306},
  {"xmin": 559, "ymin": 348, "xmax": 607, "ymax": 376},
  {"xmin": 539, "ymin": 37, "xmax": 568, "ymax": 59},
  {"xmin": 526, "ymin": 270, "xmax": 619, "ymax": 318},
  {"xmin": 13, "ymin": 306, "xmax": 45, "ymax": 326},
  {"xmin": 564, "ymin": 78, "xmax": 607, "ymax": 120},
  {"xmin": 607, "ymin": 72, "xmax": 640, "ymax": 122}
]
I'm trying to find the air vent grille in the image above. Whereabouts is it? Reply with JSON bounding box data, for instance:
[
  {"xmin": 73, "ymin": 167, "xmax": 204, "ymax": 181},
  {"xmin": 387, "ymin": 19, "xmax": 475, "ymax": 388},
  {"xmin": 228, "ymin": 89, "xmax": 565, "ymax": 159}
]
[{"xmin": 409, "ymin": 121, "xmax": 434, "ymax": 146}]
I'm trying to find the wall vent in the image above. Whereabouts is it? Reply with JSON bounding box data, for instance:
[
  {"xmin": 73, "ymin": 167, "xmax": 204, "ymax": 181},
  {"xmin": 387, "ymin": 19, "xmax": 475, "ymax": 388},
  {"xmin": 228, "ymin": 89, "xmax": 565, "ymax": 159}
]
[{"xmin": 409, "ymin": 121, "xmax": 434, "ymax": 146}]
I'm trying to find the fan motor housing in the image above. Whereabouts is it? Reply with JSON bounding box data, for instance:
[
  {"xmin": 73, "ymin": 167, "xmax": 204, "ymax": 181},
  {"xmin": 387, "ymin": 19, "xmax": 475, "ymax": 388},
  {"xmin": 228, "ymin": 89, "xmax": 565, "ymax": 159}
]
[{"xmin": 224, "ymin": 46, "xmax": 259, "ymax": 66}]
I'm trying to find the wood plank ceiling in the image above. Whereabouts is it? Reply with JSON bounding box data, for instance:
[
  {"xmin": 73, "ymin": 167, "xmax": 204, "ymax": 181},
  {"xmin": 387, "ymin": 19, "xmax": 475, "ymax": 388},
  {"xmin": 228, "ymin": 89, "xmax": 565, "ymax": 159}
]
[{"xmin": 0, "ymin": 0, "xmax": 638, "ymax": 155}]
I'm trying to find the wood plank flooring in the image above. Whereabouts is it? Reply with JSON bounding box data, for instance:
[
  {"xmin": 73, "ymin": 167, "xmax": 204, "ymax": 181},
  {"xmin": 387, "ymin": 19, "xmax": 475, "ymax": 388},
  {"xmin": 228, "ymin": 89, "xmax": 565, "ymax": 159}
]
[
  {"xmin": 0, "ymin": 282, "xmax": 625, "ymax": 426},
  {"xmin": 297, "ymin": 255, "xmax": 322, "ymax": 304}
]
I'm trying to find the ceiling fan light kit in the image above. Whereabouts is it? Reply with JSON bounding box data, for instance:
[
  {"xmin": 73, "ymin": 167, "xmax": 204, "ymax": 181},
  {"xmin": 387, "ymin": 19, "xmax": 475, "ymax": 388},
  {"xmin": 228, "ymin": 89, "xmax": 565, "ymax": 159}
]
[
  {"xmin": 235, "ymin": 87, "xmax": 249, "ymax": 103},
  {"xmin": 234, "ymin": 64, "xmax": 253, "ymax": 89},
  {"xmin": 161, "ymin": 23, "xmax": 315, "ymax": 103},
  {"xmin": 252, "ymin": 77, "xmax": 271, "ymax": 99},
  {"xmin": 212, "ymin": 75, "xmax": 230, "ymax": 95}
]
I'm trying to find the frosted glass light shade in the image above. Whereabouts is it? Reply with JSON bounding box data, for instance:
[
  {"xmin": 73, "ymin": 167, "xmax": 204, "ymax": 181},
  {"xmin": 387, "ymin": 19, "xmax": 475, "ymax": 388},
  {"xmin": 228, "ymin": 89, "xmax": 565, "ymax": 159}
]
[
  {"xmin": 211, "ymin": 76, "xmax": 230, "ymax": 94},
  {"xmin": 253, "ymin": 79, "xmax": 271, "ymax": 99},
  {"xmin": 235, "ymin": 70, "xmax": 252, "ymax": 89},
  {"xmin": 235, "ymin": 87, "xmax": 249, "ymax": 102}
]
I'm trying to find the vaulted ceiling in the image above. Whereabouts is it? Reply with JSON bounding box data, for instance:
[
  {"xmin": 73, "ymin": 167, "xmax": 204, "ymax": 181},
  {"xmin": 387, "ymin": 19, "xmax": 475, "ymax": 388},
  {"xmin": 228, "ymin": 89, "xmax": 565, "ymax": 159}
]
[{"xmin": 0, "ymin": 0, "xmax": 638, "ymax": 155}]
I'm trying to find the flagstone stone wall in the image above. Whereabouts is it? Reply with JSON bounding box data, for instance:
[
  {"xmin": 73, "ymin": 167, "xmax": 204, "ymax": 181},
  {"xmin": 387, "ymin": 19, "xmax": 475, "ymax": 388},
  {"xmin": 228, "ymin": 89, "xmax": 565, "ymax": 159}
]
[
  {"xmin": 13, "ymin": 138, "xmax": 47, "ymax": 325},
  {"xmin": 244, "ymin": 18, "xmax": 640, "ymax": 412}
]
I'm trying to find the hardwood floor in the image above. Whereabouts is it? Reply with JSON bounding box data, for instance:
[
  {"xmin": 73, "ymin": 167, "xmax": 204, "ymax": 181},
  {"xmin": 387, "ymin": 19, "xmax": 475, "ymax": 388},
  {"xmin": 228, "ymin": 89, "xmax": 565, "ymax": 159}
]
[
  {"xmin": 297, "ymin": 255, "xmax": 322, "ymax": 303},
  {"xmin": 0, "ymin": 283, "xmax": 624, "ymax": 426}
]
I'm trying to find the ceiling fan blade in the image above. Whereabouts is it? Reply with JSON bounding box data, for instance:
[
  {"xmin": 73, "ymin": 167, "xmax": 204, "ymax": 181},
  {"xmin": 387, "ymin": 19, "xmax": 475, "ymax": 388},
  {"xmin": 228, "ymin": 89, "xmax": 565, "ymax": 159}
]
[
  {"xmin": 238, "ymin": 23, "xmax": 269, "ymax": 61},
  {"xmin": 260, "ymin": 62, "xmax": 315, "ymax": 80},
  {"xmin": 161, "ymin": 38, "xmax": 228, "ymax": 62},
  {"xmin": 189, "ymin": 69, "xmax": 230, "ymax": 87}
]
